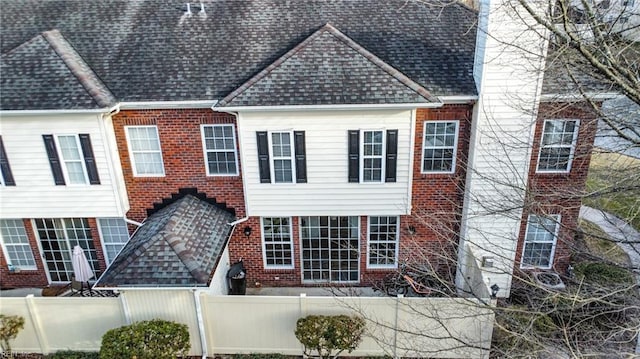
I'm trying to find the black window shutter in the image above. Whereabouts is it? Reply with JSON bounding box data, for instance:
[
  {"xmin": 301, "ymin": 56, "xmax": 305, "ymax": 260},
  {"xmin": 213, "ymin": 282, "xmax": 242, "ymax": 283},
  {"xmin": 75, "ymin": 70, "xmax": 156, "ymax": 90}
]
[
  {"xmin": 385, "ymin": 129, "xmax": 398, "ymax": 183},
  {"xmin": 79, "ymin": 134, "xmax": 100, "ymax": 185},
  {"xmin": 256, "ymin": 131, "xmax": 271, "ymax": 183},
  {"xmin": 0, "ymin": 136, "xmax": 15, "ymax": 186},
  {"xmin": 42, "ymin": 135, "xmax": 65, "ymax": 185},
  {"xmin": 294, "ymin": 131, "xmax": 307, "ymax": 183},
  {"xmin": 348, "ymin": 130, "xmax": 360, "ymax": 183}
]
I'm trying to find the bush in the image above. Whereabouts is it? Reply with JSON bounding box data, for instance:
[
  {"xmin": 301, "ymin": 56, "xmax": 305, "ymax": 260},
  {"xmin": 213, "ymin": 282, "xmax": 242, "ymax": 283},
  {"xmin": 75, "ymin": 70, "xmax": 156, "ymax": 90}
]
[
  {"xmin": 295, "ymin": 314, "xmax": 365, "ymax": 359},
  {"xmin": 232, "ymin": 355, "xmax": 288, "ymax": 359},
  {"xmin": 99, "ymin": 319, "xmax": 190, "ymax": 359},
  {"xmin": 46, "ymin": 351, "xmax": 99, "ymax": 359},
  {"xmin": 573, "ymin": 262, "xmax": 634, "ymax": 285},
  {"xmin": 0, "ymin": 314, "xmax": 25, "ymax": 357}
]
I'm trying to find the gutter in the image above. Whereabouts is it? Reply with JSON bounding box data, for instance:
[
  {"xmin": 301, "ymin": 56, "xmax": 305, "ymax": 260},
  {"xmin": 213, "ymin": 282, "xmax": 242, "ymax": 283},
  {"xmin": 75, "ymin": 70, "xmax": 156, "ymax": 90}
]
[
  {"xmin": 439, "ymin": 95, "xmax": 478, "ymax": 104},
  {"xmin": 119, "ymin": 100, "xmax": 217, "ymax": 110},
  {"xmin": 539, "ymin": 92, "xmax": 619, "ymax": 102},
  {"xmin": 215, "ymin": 102, "xmax": 445, "ymax": 112},
  {"xmin": 0, "ymin": 103, "xmax": 120, "ymax": 116}
]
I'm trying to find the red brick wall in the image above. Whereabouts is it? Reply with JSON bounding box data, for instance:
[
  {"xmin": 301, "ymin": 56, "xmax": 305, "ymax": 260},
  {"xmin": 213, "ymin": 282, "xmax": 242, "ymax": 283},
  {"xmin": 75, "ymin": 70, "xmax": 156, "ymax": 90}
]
[
  {"xmin": 514, "ymin": 102, "xmax": 598, "ymax": 273},
  {"xmin": 0, "ymin": 219, "xmax": 48, "ymax": 289}
]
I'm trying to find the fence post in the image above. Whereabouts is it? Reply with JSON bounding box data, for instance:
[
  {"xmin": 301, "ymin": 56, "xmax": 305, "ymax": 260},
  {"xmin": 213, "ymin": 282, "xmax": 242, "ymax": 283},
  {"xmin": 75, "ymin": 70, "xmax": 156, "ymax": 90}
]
[
  {"xmin": 393, "ymin": 294, "xmax": 403, "ymax": 359},
  {"xmin": 119, "ymin": 291, "xmax": 131, "ymax": 324},
  {"xmin": 298, "ymin": 293, "xmax": 307, "ymax": 356},
  {"xmin": 193, "ymin": 290, "xmax": 208, "ymax": 359},
  {"xmin": 24, "ymin": 295, "xmax": 47, "ymax": 354}
]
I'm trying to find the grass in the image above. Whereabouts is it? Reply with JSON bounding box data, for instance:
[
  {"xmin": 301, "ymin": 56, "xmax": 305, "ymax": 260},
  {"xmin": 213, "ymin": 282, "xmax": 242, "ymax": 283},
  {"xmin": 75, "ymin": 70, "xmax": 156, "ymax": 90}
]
[
  {"xmin": 584, "ymin": 151, "xmax": 640, "ymax": 230},
  {"xmin": 578, "ymin": 219, "xmax": 631, "ymax": 265}
]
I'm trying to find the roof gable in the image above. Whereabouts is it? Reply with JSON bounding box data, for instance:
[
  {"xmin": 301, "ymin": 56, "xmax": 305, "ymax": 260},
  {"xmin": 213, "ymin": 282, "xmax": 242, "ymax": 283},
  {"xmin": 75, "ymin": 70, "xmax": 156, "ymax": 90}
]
[
  {"xmin": 217, "ymin": 24, "xmax": 439, "ymax": 108},
  {"xmin": 96, "ymin": 195, "xmax": 235, "ymax": 288},
  {"xmin": 1, "ymin": 30, "xmax": 115, "ymax": 111}
]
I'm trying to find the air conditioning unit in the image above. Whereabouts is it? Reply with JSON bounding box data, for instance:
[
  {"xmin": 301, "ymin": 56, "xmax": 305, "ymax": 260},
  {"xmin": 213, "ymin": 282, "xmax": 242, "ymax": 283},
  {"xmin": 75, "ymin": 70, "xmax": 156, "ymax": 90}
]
[{"xmin": 532, "ymin": 271, "xmax": 566, "ymax": 290}]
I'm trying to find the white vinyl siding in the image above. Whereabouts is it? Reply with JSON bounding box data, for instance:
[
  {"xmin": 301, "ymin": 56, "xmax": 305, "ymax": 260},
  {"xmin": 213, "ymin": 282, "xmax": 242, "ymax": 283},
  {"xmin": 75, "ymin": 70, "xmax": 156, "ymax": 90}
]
[
  {"xmin": 521, "ymin": 214, "xmax": 560, "ymax": 269},
  {"xmin": 56, "ymin": 135, "xmax": 88, "ymax": 184},
  {"xmin": 125, "ymin": 126, "xmax": 165, "ymax": 176},
  {"xmin": 0, "ymin": 219, "xmax": 36, "ymax": 269},
  {"xmin": 261, "ymin": 217, "xmax": 294, "ymax": 269},
  {"xmin": 238, "ymin": 110, "xmax": 412, "ymax": 216},
  {"xmin": 362, "ymin": 130, "xmax": 384, "ymax": 182},
  {"xmin": 270, "ymin": 132, "xmax": 295, "ymax": 183},
  {"xmin": 201, "ymin": 125, "xmax": 239, "ymax": 176},
  {"xmin": 367, "ymin": 216, "xmax": 399, "ymax": 268},
  {"xmin": 536, "ymin": 120, "xmax": 579, "ymax": 173},
  {"xmin": 98, "ymin": 218, "xmax": 130, "ymax": 265},
  {"xmin": 421, "ymin": 121, "xmax": 458, "ymax": 173}
]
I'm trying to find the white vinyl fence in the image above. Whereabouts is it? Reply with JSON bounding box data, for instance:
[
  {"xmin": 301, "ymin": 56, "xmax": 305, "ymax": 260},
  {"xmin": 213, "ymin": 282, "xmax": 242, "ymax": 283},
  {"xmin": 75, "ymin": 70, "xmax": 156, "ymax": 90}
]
[{"xmin": 1, "ymin": 291, "xmax": 495, "ymax": 358}]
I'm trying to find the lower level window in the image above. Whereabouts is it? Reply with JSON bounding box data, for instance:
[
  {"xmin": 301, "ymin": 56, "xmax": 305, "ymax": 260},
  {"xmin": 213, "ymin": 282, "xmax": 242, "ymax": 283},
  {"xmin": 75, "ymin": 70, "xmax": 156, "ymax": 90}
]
[
  {"xmin": 522, "ymin": 214, "xmax": 560, "ymax": 269},
  {"xmin": 261, "ymin": 217, "xmax": 294, "ymax": 268},
  {"xmin": 0, "ymin": 219, "xmax": 36, "ymax": 269},
  {"xmin": 98, "ymin": 218, "xmax": 130, "ymax": 265},
  {"xmin": 368, "ymin": 216, "xmax": 399, "ymax": 268}
]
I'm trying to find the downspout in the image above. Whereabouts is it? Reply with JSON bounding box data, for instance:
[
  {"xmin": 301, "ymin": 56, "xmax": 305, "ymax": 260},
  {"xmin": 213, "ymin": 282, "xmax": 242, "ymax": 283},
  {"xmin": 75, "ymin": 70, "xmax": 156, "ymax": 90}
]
[{"xmin": 99, "ymin": 103, "xmax": 125, "ymax": 216}]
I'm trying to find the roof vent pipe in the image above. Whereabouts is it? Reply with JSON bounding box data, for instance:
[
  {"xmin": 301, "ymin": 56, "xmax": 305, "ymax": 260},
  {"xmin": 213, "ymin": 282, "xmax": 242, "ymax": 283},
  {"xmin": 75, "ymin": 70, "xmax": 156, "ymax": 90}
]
[
  {"xmin": 199, "ymin": 2, "xmax": 205, "ymax": 14},
  {"xmin": 186, "ymin": 3, "xmax": 191, "ymax": 15}
]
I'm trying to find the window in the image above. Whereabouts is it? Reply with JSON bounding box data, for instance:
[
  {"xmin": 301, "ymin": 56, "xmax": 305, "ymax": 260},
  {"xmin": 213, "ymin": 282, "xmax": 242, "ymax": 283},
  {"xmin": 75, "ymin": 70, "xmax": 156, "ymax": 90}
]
[
  {"xmin": 0, "ymin": 219, "xmax": 36, "ymax": 269},
  {"xmin": 348, "ymin": 129, "xmax": 398, "ymax": 183},
  {"xmin": 0, "ymin": 136, "xmax": 16, "ymax": 186},
  {"xmin": 125, "ymin": 126, "xmax": 165, "ymax": 176},
  {"xmin": 421, "ymin": 121, "xmax": 458, "ymax": 173},
  {"xmin": 42, "ymin": 134, "xmax": 100, "ymax": 185},
  {"xmin": 368, "ymin": 216, "xmax": 399, "ymax": 268},
  {"xmin": 256, "ymin": 131, "xmax": 306, "ymax": 184},
  {"xmin": 201, "ymin": 125, "xmax": 239, "ymax": 175},
  {"xmin": 98, "ymin": 218, "xmax": 130, "ymax": 265},
  {"xmin": 537, "ymin": 119, "xmax": 579, "ymax": 173},
  {"xmin": 261, "ymin": 217, "xmax": 294, "ymax": 268},
  {"xmin": 521, "ymin": 214, "xmax": 560, "ymax": 269},
  {"xmin": 34, "ymin": 218, "xmax": 99, "ymax": 282},
  {"xmin": 300, "ymin": 216, "xmax": 359, "ymax": 283}
]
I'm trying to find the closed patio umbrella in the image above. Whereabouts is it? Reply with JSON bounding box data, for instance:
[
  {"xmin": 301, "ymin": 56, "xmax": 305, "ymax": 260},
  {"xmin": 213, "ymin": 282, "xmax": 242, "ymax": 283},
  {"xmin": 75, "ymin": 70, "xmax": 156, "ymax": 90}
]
[{"xmin": 72, "ymin": 245, "xmax": 94, "ymax": 296}]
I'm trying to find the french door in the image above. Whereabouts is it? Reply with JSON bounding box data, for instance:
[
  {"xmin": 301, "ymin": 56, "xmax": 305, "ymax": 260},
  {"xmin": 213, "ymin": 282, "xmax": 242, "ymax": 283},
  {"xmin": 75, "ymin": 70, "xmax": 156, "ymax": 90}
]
[
  {"xmin": 300, "ymin": 216, "xmax": 360, "ymax": 283},
  {"xmin": 34, "ymin": 218, "xmax": 99, "ymax": 282}
]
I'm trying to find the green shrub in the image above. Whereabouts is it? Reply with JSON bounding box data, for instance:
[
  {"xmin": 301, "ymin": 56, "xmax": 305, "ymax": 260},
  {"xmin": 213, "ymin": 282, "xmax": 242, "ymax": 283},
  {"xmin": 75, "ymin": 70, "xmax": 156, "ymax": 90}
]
[
  {"xmin": 232, "ymin": 354, "xmax": 288, "ymax": 359},
  {"xmin": 0, "ymin": 314, "xmax": 25, "ymax": 357},
  {"xmin": 99, "ymin": 319, "xmax": 190, "ymax": 359},
  {"xmin": 574, "ymin": 262, "xmax": 634, "ymax": 285},
  {"xmin": 295, "ymin": 314, "xmax": 365, "ymax": 359},
  {"xmin": 45, "ymin": 351, "xmax": 99, "ymax": 359}
]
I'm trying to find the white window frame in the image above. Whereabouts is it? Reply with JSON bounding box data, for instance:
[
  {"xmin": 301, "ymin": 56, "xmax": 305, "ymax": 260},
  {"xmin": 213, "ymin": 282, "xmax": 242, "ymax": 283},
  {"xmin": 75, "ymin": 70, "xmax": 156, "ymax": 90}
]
[
  {"xmin": 125, "ymin": 125, "xmax": 165, "ymax": 177},
  {"xmin": 201, "ymin": 124, "xmax": 239, "ymax": 176},
  {"xmin": 269, "ymin": 131, "xmax": 296, "ymax": 184},
  {"xmin": 367, "ymin": 216, "xmax": 400, "ymax": 269},
  {"xmin": 97, "ymin": 218, "xmax": 130, "ymax": 265},
  {"xmin": 55, "ymin": 134, "xmax": 89, "ymax": 185},
  {"xmin": 260, "ymin": 217, "xmax": 294, "ymax": 269},
  {"xmin": 360, "ymin": 130, "xmax": 385, "ymax": 183},
  {"xmin": 521, "ymin": 214, "xmax": 560, "ymax": 269},
  {"xmin": 536, "ymin": 119, "xmax": 579, "ymax": 173},
  {"xmin": 421, "ymin": 120, "xmax": 459, "ymax": 174},
  {"xmin": 0, "ymin": 219, "xmax": 37, "ymax": 270}
]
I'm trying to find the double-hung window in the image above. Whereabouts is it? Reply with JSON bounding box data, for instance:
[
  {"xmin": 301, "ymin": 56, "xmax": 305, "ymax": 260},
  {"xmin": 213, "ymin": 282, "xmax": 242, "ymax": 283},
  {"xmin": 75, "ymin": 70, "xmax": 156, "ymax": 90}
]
[
  {"xmin": 0, "ymin": 219, "xmax": 36, "ymax": 269},
  {"xmin": 348, "ymin": 129, "xmax": 398, "ymax": 183},
  {"xmin": 98, "ymin": 218, "xmax": 130, "ymax": 265},
  {"xmin": 421, "ymin": 121, "xmax": 458, "ymax": 173},
  {"xmin": 0, "ymin": 136, "xmax": 15, "ymax": 186},
  {"xmin": 367, "ymin": 216, "xmax": 399, "ymax": 268},
  {"xmin": 201, "ymin": 124, "xmax": 239, "ymax": 176},
  {"xmin": 42, "ymin": 134, "xmax": 100, "ymax": 185},
  {"xmin": 521, "ymin": 214, "xmax": 560, "ymax": 269},
  {"xmin": 126, "ymin": 126, "xmax": 165, "ymax": 176},
  {"xmin": 536, "ymin": 119, "xmax": 579, "ymax": 173},
  {"xmin": 256, "ymin": 131, "xmax": 306, "ymax": 184},
  {"xmin": 261, "ymin": 217, "xmax": 294, "ymax": 268}
]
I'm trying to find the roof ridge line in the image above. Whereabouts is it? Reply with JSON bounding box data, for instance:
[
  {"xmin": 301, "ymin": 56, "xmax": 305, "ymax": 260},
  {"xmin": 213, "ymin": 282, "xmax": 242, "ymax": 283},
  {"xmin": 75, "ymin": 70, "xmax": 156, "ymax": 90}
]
[{"xmin": 41, "ymin": 30, "xmax": 116, "ymax": 108}]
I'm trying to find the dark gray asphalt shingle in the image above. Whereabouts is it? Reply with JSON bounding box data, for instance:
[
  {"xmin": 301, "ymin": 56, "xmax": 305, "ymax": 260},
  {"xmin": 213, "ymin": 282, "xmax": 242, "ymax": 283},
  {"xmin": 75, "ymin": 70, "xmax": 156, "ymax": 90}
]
[
  {"xmin": 96, "ymin": 195, "xmax": 235, "ymax": 288},
  {"xmin": 217, "ymin": 24, "xmax": 438, "ymax": 107},
  {"xmin": 1, "ymin": 0, "xmax": 479, "ymax": 110}
]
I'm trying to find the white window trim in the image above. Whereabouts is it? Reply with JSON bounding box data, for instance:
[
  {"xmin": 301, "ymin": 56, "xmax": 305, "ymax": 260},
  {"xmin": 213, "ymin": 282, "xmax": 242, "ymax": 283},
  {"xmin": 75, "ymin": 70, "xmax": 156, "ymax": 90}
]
[
  {"xmin": 366, "ymin": 216, "xmax": 399, "ymax": 269},
  {"xmin": 420, "ymin": 120, "xmax": 459, "ymax": 174},
  {"xmin": 260, "ymin": 217, "xmax": 295, "ymax": 270},
  {"xmin": 200, "ymin": 124, "xmax": 239, "ymax": 176},
  {"xmin": 536, "ymin": 119, "xmax": 580, "ymax": 174},
  {"xmin": 125, "ymin": 125, "xmax": 165, "ymax": 177},
  {"xmin": 268, "ymin": 131, "xmax": 296, "ymax": 184},
  {"xmin": 55, "ymin": 134, "xmax": 89, "ymax": 185},
  {"xmin": 97, "ymin": 218, "xmax": 130, "ymax": 265},
  {"xmin": 360, "ymin": 130, "xmax": 386, "ymax": 183},
  {"xmin": 0, "ymin": 219, "xmax": 37, "ymax": 270},
  {"xmin": 520, "ymin": 214, "xmax": 561, "ymax": 270}
]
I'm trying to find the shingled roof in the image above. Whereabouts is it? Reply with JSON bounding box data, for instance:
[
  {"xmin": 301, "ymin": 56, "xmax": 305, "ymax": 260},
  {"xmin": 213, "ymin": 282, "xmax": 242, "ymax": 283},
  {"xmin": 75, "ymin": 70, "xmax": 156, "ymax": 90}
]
[
  {"xmin": 96, "ymin": 195, "xmax": 235, "ymax": 288},
  {"xmin": 0, "ymin": 0, "xmax": 479, "ymax": 110}
]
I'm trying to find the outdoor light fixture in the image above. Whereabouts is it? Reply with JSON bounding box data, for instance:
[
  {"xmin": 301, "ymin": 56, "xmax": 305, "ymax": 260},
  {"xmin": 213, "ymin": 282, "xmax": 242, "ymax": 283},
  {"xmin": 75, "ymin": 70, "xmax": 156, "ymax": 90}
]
[
  {"xmin": 490, "ymin": 284, "xmax": 500, "ymax": 298},
  {"xmin": 407, "ymin": 225, "xmax": 417, "ymax": 235},
  {"xmin": 243, "ymin": 226, "xmax": 252, "ymax": 237}
]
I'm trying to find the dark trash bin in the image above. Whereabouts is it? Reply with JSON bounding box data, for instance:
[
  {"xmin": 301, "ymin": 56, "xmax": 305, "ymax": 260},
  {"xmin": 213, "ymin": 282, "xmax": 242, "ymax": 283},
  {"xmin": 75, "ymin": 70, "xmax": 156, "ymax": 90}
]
[{"xmin": 227, "ymin": 260, "xmax": 247, "ymax": 295}]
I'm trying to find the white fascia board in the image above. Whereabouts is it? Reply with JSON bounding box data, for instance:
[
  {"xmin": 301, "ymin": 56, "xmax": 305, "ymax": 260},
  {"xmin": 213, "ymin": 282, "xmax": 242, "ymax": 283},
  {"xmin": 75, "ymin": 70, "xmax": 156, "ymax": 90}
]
[
  {"xmin": 119, "ymin": 100, "xmax": 218, "ymax": 109},
  {"xmin": 540, "ymin": 92, "xmax": 620, "ymax": 102},
  {"xmin": 215, "ymin": 102, "xmax": 445, "ymax": 112},
  {"xmin": 439, "ymin": 95, "xmax": 478, "ymax": 104},
  {"xmin": 0, "ymin": 106, "xmax": 116, "ymax": 116}
]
